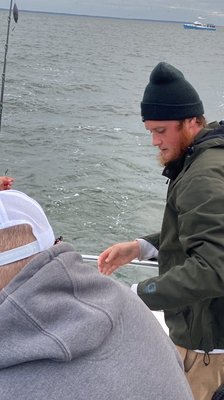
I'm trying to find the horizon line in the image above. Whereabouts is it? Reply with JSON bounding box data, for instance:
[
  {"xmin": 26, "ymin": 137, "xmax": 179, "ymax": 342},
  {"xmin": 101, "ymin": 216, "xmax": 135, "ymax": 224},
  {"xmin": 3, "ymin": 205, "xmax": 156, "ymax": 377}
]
[
  {"xmin": 0, "ymin": 8, "xmax": 209, "ymax": 25},
  {"xmin": 0, "ymin": 8, "xmax": 221, "ymax": 26}
]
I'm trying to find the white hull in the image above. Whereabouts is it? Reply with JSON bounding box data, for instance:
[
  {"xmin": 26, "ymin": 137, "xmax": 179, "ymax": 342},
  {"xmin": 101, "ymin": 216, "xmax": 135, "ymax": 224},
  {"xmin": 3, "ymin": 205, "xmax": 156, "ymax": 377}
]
[{"xmin": 184, "ymin": 22, "xmax": 216, "ymax": 31}]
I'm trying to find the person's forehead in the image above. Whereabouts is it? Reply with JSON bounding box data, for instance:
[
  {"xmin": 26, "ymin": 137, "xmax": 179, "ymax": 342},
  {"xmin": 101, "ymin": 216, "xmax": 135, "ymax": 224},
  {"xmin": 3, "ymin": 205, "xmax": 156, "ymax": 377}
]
[{"xmin": 144, "ymin": 120, "xmax": 179, "ymax": 129}]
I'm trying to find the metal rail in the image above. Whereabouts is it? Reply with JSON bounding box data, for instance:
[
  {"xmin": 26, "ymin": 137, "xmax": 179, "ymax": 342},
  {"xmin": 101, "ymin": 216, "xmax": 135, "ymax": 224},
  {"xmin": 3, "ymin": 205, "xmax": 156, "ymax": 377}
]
[{"xmin": 82, "ymin": 254, "xmax": 158, "ymax": 269}]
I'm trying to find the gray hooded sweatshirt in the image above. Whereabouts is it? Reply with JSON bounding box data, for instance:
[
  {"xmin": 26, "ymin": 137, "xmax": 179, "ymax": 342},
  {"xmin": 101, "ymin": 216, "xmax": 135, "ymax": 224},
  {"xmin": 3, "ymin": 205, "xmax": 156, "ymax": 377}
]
[{"xmin": 0, "ymin": 243, "xmax": 193, "ymax": 400}]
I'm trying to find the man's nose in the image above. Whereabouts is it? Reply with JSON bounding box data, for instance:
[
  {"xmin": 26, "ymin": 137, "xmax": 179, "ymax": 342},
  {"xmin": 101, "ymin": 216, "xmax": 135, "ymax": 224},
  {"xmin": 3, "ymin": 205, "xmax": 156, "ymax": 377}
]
[{"xmin": 152, "ymin": 133, "xmax": 162, "ymax": 146}]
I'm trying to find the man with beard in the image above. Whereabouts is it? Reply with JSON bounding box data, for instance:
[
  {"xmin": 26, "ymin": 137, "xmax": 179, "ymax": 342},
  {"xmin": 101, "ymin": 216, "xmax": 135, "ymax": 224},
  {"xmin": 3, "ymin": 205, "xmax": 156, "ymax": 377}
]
[{"xmin": 98, "ymin": 62, "xmax": 224, "ymax": 400}]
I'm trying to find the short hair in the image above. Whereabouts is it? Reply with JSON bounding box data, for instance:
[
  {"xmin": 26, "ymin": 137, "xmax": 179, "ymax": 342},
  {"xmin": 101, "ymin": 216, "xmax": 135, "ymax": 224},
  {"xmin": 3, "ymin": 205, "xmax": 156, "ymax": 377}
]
[
  {"xmin": 177, "ymin": 116, "xmax": 207, "ymax": 129},
  {"xmin": 0, "ymin": 224, "xmax": 36, "ymax": 286}
]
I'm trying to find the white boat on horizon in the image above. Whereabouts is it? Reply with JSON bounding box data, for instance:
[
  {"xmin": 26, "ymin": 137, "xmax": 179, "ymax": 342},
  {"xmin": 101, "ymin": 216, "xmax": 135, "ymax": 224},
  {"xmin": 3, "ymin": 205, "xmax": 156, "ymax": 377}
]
[{"xmin": 184, "ymin": 21, "xmax": 216, "ymax": 31}]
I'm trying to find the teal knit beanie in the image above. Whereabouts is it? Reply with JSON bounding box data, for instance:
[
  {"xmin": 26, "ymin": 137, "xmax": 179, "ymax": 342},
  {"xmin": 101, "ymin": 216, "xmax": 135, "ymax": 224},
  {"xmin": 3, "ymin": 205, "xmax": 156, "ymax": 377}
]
[{"xmin": 141, "ymin": 62, "xmax": 204, "ymax": 121}]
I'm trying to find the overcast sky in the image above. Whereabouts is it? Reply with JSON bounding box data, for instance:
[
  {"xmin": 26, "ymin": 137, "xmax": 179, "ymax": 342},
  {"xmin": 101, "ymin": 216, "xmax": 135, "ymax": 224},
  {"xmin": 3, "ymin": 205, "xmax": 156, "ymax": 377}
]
[{"xmin": 1, "ymin": 0, "xmax": 224, "ymax": 25}]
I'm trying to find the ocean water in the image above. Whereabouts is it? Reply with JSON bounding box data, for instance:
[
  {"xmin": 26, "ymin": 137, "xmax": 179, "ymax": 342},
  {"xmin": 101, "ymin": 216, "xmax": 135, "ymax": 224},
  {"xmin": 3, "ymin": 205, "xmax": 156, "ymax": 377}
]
[{"xmin": 0, "ymin": 11, "xmax": 224, "ymax": 284}]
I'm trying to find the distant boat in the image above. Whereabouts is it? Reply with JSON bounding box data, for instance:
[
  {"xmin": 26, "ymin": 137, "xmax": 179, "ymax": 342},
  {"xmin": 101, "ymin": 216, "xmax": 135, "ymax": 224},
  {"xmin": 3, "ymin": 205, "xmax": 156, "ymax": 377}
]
[{"xmin": 183, "ymin": 21, "xmax": 216, "ymax": 31}]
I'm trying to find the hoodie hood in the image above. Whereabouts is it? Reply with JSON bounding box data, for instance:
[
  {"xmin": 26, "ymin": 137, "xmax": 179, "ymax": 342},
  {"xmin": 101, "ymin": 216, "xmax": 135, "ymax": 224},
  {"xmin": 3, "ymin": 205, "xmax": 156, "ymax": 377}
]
[
  {"xmin": 0, "ymin": 243, "xmax": 124, "ymax": 369},
  {"xmin": 193, "ymin": 121, "xmax": 224, "ymax": 147},
  {"xmin": 0, "ymin": 245, "xmax": 195, "ymax": 400}
]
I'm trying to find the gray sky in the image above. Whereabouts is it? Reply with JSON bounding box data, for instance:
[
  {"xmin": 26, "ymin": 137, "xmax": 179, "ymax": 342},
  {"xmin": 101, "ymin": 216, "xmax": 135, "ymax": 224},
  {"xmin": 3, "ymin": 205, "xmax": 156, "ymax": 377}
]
[{"xmin": 1, "ymin": 0, "xmax": 224, "ymax": 25}]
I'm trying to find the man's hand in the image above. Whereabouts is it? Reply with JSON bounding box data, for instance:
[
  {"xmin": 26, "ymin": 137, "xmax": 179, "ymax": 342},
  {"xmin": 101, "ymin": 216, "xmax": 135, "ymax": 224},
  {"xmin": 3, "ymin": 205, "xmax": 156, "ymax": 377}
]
[
  {"xmin": 98, "ymin": 241, "xmax": 140, "ymax": 275},
  {"xmin": 0, "ymin": 176, "xmax": 14, "ymax": 190}
]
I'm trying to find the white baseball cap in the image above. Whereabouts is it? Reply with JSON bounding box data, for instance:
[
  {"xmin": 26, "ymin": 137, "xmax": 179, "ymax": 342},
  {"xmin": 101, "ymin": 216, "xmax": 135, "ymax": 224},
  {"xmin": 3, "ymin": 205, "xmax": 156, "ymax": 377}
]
[{"xmin": 0, "ymin": 190, "xmax": 55, "ymax": 266}]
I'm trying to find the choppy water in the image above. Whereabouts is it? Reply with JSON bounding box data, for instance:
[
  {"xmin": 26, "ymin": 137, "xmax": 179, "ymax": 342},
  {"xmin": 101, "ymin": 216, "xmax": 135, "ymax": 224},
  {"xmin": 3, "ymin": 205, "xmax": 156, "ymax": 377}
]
[{"xmin": 0, "ymin": 10, "xmax": 224, "ymax": 284}]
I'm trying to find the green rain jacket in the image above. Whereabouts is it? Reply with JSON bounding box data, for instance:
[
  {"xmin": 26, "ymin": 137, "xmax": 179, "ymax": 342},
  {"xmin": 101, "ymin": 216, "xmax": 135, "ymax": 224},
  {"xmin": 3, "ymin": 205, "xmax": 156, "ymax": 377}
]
[{"xmin": 138, "ymin": 121, "xmax": 224, "ymax": 352}]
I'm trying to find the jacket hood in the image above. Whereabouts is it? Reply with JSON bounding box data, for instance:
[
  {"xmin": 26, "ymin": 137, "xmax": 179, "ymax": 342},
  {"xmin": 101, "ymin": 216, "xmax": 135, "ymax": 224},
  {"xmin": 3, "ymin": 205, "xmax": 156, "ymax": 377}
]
[
  {"xmin": 163, "ymin": 121, "xmax": 224, "ymax": 180},
  {"xmin": 0, "ymin": 243, "xmax": 124, "ymax": 369},
  {"xmin": 194, "ymin": 120, "xmax": 224, "ymax": 147}
]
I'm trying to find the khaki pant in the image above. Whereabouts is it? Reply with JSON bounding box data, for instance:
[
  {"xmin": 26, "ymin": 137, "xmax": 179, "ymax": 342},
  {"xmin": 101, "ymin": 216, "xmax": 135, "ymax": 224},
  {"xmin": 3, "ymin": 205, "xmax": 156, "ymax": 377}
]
[{"xmin": 176, "ymin": 346, "xmax": 224, "ymax": 400}]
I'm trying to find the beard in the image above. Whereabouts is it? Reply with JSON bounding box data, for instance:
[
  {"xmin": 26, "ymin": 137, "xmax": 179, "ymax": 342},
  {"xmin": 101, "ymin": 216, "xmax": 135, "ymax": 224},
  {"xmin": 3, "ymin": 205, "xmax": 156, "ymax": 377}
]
[{"xmin": 157, "ymin": 125, "xmax": 194, "ymax": 166}]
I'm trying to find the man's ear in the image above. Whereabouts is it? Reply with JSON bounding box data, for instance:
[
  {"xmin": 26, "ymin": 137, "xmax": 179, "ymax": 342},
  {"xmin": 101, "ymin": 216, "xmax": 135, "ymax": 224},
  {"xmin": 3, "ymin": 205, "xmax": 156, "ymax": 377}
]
[
  {"xmin": 190, "ymin": 117, "xmax": 197, "ymax": 125},
  {"xmin": 185, "ymin": 117, "xmax": 200, "ymax": 137}
]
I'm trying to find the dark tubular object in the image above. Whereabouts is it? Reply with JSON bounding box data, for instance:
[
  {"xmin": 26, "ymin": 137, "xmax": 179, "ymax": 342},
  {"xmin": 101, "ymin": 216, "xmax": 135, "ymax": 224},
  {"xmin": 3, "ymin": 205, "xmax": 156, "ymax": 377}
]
[
  {"xmin": 13, "ymin": 3, "xmax": 18, "ymax": 23},
  {"xmin": 0, "ymin": 0, "xmax": 18, "ymax": 131}
]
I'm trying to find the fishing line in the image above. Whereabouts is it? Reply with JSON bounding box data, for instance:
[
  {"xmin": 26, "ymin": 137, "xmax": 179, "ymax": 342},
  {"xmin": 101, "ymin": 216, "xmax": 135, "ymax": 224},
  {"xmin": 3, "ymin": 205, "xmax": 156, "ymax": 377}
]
[{"xmin": 0, "ymin": 1, "xmax": 19, "ymax": 131}]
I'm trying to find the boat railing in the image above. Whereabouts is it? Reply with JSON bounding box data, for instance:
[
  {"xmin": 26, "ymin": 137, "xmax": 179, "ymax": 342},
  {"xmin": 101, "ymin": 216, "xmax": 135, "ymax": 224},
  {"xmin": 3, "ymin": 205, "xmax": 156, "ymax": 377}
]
[{"xmin": 82, "ymin": 254, "xmax": 158, "ymax": 270}]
